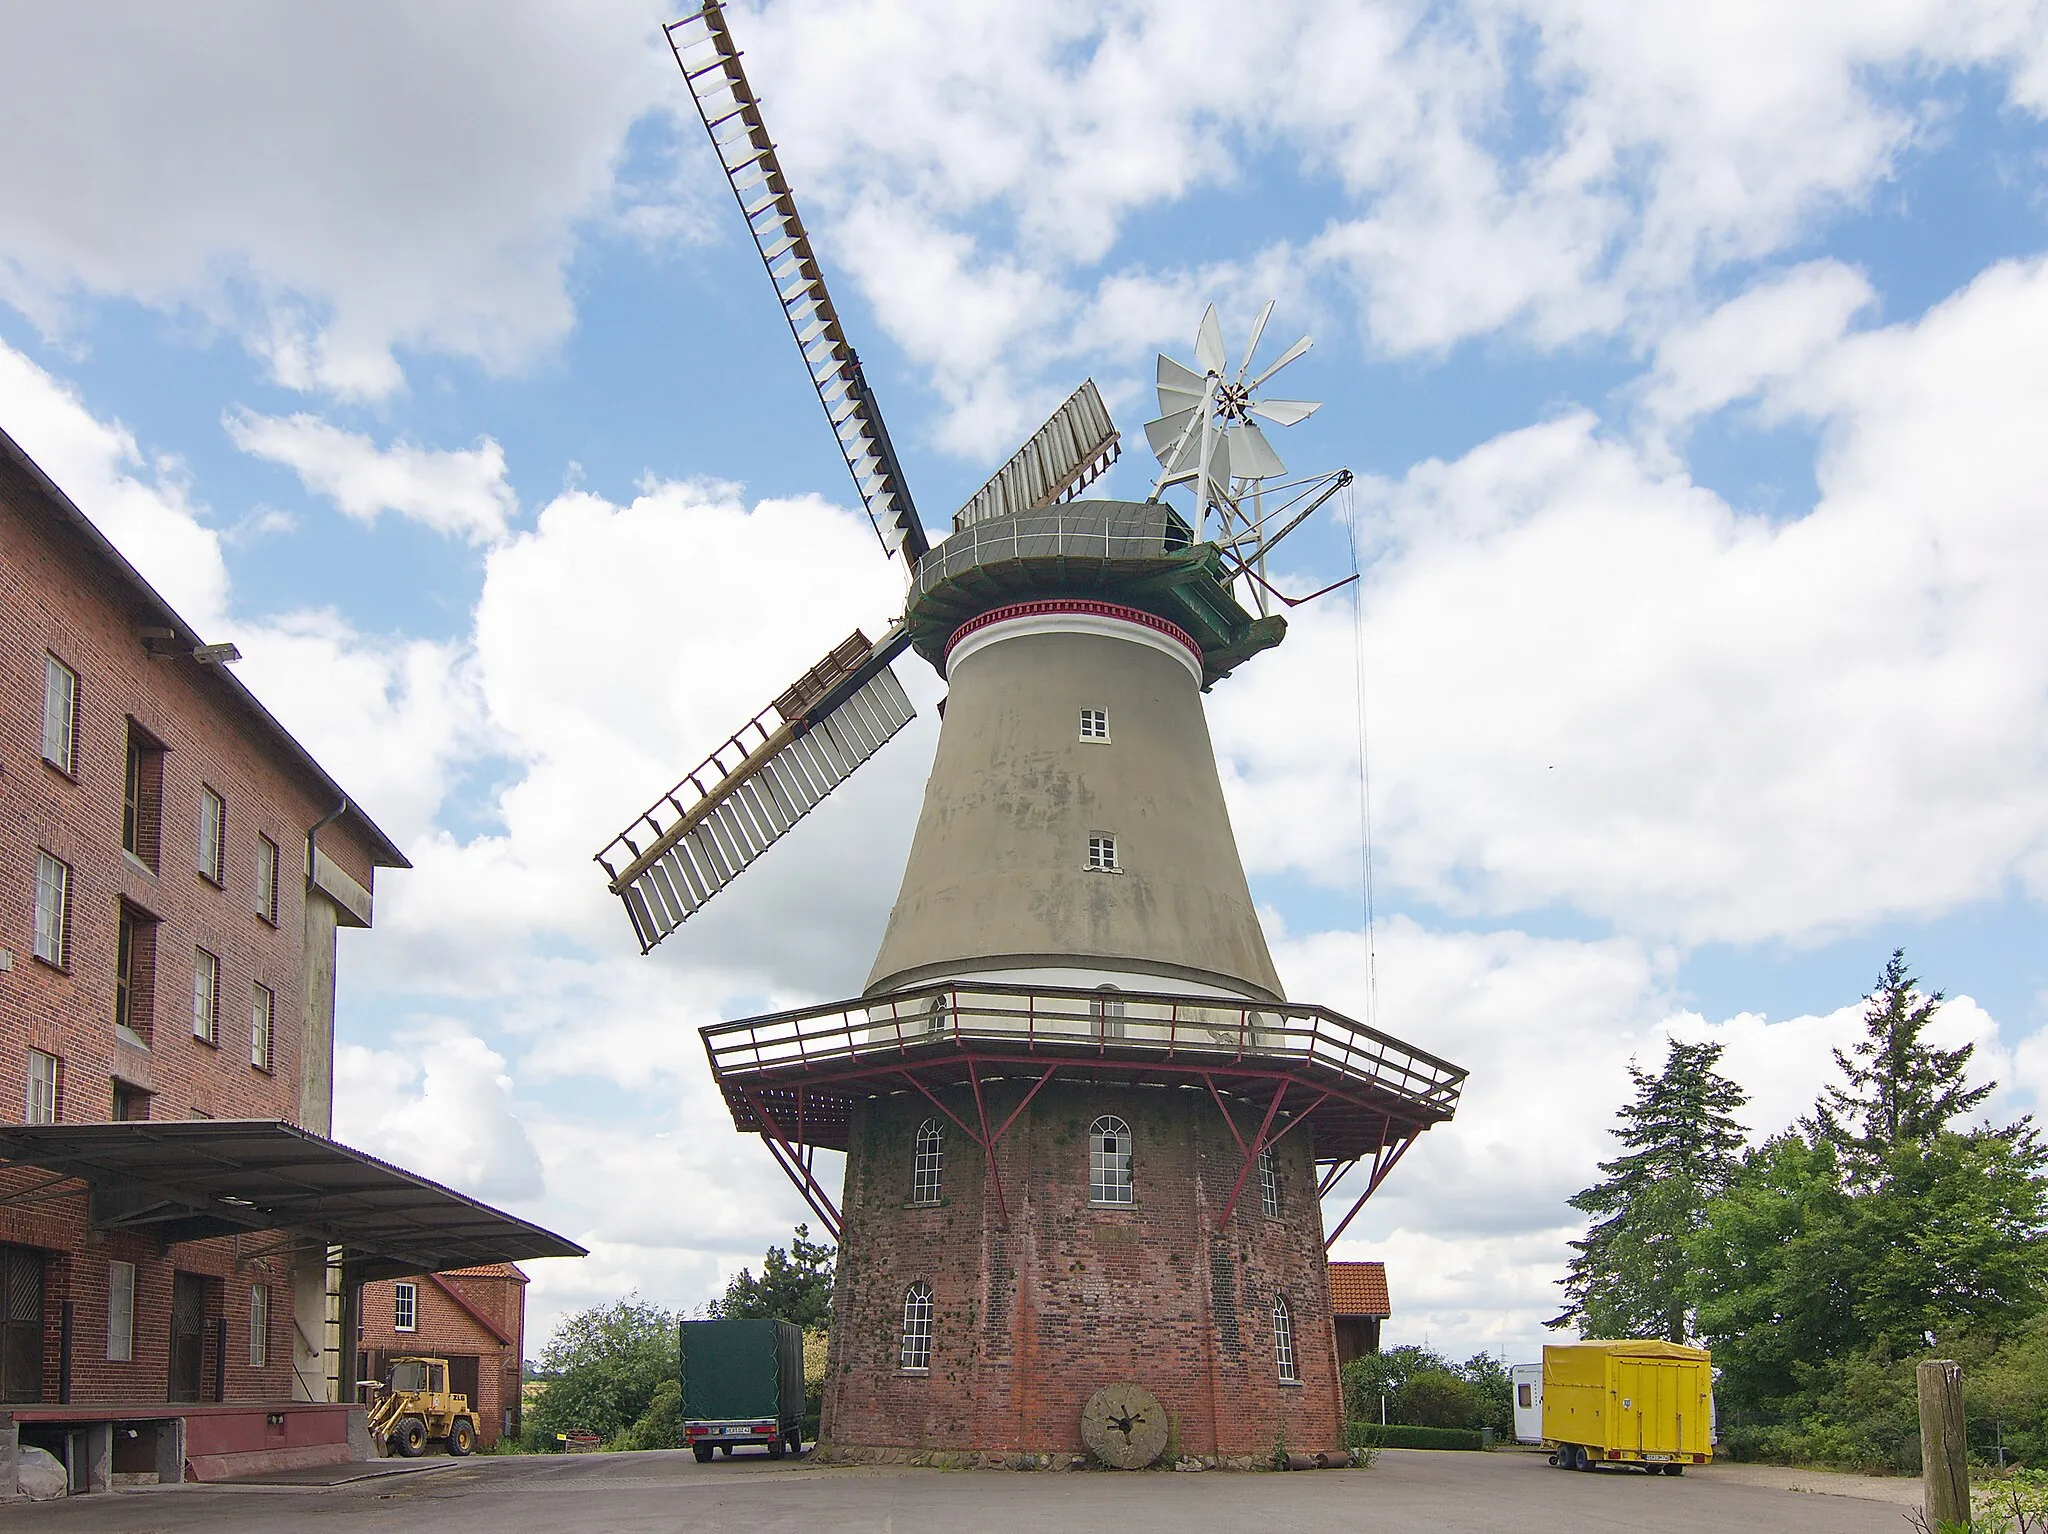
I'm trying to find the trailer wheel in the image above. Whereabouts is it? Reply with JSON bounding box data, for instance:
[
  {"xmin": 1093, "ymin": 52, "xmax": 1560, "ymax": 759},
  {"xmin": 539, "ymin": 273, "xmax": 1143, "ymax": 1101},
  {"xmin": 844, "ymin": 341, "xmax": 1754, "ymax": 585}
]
[
  {"xmin": 448, "ymin": 1418, "xmax": 476, "ymax": 1456},
  {"xmin": 1663, "ymin": 1463, "xmax": 1684, "ymax": 1476},
  {"xmin": 394, "ymin": 1417, "xmax": 429, "ymax": 1458},
  {"xmin": 768, "ymin": 1436, "xmax": 786, "ymax": 1460},
  {"xmin": 1569, "ymin": 1444, "xmax": 1590, "ymax": 1471},
  {"xmin": 693, "ymin": 1443, "xmax": 714, "ymax": 1463}
]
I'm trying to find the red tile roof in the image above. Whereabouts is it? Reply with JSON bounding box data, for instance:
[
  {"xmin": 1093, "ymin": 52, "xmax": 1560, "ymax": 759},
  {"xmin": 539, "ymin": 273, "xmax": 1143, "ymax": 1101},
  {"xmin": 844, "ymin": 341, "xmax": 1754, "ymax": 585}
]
[
  {"xmin": 1329, "ymin": 1261, "xmax": 1390, "ymax": 1317},
  {"xmin": 439, "ymin": 1263, "xmax": 529, "ymax": 1282}
]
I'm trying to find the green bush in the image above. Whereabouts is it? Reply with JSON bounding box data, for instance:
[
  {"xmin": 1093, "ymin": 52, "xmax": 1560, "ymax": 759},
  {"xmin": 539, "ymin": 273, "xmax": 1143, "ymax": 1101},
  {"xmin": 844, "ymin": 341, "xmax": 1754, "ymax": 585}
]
[
  {"xmin": 1361, "ymin": 1424, "xmax": 1484, "ymax": 1451},
  {"xmin": 618, "ymin": 1378, "xmax": 682, "ymax": 1452},
  {"xmin": 1399, "ymin": 1369, "xmax": 1476, "ymax": 1429}
]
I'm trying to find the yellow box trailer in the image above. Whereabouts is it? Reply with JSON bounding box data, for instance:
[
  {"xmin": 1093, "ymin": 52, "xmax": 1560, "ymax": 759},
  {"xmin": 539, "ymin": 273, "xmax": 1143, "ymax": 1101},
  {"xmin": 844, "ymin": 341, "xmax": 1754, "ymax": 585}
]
[{"xmin": 1541, "ymin": 1340, "xmax": 1714, "ymax": 1474}]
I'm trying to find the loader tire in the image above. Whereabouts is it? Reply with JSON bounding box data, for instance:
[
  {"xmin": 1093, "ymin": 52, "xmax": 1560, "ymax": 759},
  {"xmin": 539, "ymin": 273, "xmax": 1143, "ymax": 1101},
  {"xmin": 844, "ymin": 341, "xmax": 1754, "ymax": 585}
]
[
  {"xmin": 394, "ymin": 1416, "xmax": 429, "ymax": 1457},
  {"xmin": 448, "ymin": 1418, "xmax": 476, "ymax": 1456}
]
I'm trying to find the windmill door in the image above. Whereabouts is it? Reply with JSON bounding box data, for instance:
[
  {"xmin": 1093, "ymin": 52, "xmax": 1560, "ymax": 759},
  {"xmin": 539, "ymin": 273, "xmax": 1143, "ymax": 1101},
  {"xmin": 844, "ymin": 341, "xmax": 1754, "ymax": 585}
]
[
  {"xmin": 0, "ymin": 1243, "xmax": 45, "ymax": 1403},
  {"xmin": 1615, "ymin": 1360, "xmax": 1683, "ymax": 1456},
  {"xmin": 169, "ymin": 1272, "xmax": 206, "ymax": 1402}
]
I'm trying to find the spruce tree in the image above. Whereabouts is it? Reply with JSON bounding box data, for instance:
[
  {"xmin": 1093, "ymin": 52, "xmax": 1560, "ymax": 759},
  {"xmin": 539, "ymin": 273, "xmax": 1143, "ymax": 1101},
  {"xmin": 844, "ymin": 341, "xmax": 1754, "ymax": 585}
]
[
  {"xmin": 1551, "ymin": 1038, "xmax": 1748, "ymax": 1342},
  {"xmin": 1809, "ymin": 949, "xmax": 1995, "ymax": 1181}
]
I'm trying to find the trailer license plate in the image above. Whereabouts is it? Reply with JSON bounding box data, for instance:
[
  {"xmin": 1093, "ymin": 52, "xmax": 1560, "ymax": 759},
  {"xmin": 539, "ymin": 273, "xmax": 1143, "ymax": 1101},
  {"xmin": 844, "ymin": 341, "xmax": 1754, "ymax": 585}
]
[{"xmin": 1645, "ymin": 1453, "xmax": 1671, "ymax": 1462}]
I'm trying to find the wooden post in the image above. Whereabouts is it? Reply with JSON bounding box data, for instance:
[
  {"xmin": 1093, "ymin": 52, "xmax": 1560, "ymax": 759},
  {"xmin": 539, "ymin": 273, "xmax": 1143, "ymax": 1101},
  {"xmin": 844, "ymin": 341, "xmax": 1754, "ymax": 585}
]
[{"xmin": 1917, "ymin": 1359, "xmax": 1969, "ymax": 1531}]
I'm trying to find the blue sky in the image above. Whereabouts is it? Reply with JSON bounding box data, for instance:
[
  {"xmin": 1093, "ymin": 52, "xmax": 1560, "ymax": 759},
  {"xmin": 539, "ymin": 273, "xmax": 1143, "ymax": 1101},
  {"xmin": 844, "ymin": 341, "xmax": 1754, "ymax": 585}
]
[{"xmin": 5, "ymin": 0, "xmax": 2048, "ymax": 1363}]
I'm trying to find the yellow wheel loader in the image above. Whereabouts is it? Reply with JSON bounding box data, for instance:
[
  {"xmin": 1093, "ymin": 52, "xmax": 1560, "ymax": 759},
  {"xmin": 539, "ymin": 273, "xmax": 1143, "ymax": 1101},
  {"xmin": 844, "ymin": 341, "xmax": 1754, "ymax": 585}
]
[{"xmin": 366, "ymin": 1356, "xmax": 479, "ymax": 1458}]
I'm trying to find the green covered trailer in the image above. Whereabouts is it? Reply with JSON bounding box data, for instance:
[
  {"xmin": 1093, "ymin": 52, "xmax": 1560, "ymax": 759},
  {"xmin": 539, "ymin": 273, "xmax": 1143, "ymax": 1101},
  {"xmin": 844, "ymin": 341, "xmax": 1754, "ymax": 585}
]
[{"xmin": 680, "ymin": 1319, "xmax": 806, "ymax": 1460}]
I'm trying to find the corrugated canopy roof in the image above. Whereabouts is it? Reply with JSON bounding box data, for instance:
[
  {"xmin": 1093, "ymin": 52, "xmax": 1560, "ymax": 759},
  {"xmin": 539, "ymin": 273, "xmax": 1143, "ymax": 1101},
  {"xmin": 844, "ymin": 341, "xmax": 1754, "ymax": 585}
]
[
  {"xmin": 1329, "ymin": 1260, "xmax": 1391, "ymax": 1317},
  {"xmin": 0, "ymin": 1121, "xmax": 582, "ymax": 1281}
]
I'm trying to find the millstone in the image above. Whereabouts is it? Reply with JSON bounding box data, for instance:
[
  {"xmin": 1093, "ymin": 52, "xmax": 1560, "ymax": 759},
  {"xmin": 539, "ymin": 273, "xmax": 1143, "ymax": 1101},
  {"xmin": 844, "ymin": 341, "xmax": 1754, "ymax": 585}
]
[{"xmin": 1080, "ymin": 1382, "xmax": 1170, "ymax": 1469}]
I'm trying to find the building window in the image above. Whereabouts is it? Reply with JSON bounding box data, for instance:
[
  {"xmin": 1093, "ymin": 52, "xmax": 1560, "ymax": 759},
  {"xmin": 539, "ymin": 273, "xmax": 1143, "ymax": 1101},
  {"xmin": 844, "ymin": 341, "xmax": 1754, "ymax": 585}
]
[
  {"xmin": 1079, "ymin": 707, "xmax": 1109, "ymax": 741},
  {"xmin": 198, "ymin": 786, "xmax": 226, "ymax": 885},
  {"xmin": 1518, "ymin": 1383, "xmax": 1533, "ymax": 1409},
  {"xmin": 251, "ymin": 983, "xmax": 275, "ymax": 1072},
  {"xmin": 107, "ymin": 1260, "xmax": 135, "ymax": 1362},
  {"xmin": 249, "ymin": 1284, "xmax": 270, "ymax": 1368},
  {"xmin": 899, "ymin": 1282, "xmax": 933, "ymax": 1372},
  {"xmin": 1087, "ymin": 834, "xmax": 1119, "ymax": 872},
  {"xmin": 1089, "ymin": 1115, "xmax": 1133, "ymax": 1205},
  {"xmin": 122, "ymin": 724, "xmax": 165, "ymax": 870},
  {"xmin": 1259, "ymin": 1147, "xmax": 1280, "ymax": 1218},
  {"xmin": 34, "ymin": 850, "xmax": 71, "ymax": 968},
  {"xmin": 25, "ymin": 1050, "xmax": 60, "ymax": 1124},
  {"xmin": 1090, "ymin": 985, "xmax": 1126, "ymax": 1041},
  {"xmin": 42, "ymin": 654, "xmax": 78, "ymax": 775},
  {"xmin": 111, "ymin": 1082, "xmax": 151, "ymax": 1120},
  {"xmin": 255, "ymin": 834, "xmax": 280, "ymax": 924},
  {"xmin": 1273, "ymin": 1295, "xmax": 1297, "ymax": 1382},
  {"xmin": 192, "ymin": 948, "xmax": 220, "ymax": 1045},
  {"xmin": 115, "ymin": 903, "xmax": 157, "ymax": 1047},
  {"xmin": 394, "ymin": 1281, "xmax": 417, "ymax": 1332},
  {"xmin": 911, "ymin": 1119, "xmax": 944, "ymax": 1204}
]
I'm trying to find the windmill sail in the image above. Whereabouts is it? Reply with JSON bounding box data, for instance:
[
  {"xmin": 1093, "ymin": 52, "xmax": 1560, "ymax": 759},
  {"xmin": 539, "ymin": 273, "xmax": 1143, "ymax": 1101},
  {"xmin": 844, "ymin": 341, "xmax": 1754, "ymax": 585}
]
[
  {"xmin": 954, "ymin": 380, "xmax": 1120, "ymax": 532},
  {"xmin": 596, "ymin": 628, "xmax": 917, "ymax": 952},
  {"xmin": 665, "ymin": 2, "xmax": 928, "ymax": 565}
]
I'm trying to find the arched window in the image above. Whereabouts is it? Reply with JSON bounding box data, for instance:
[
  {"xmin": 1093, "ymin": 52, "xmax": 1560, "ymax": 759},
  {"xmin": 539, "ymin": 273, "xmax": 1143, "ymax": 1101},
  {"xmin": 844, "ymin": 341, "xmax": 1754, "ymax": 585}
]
[
  {"xmin": 1089, "ymin": 1115, "xmax": 1133, "ymax": 1205},
  {"xmin": 1273, "ymin": 1295, "xmax": 1297, "ymax": 1382},
  {"xmin": 900, "ymin": 1282, "xmax": 933, "ymax": 1372},
  {"xmin": 1258, "ymin": 1147, "xmax": 1280, "ymax": 1218},
  {"xmin": 1090, "ymin": 985, "xmax": 1126, "ymax": 1042},
  {"xmin": 920, "ymin": 993, "xmax": 949, "ymax": 1039},
  {"xmin": 912, "ymin": 1119, "xmax": 944, "ymax": 1204}
]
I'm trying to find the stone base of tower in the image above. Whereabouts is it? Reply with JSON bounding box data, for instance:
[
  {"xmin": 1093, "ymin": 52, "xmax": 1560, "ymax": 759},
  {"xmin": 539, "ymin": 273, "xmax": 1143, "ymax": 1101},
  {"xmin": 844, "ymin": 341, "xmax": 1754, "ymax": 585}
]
[{"xmin": 820, "ymin": 1081, "xmax": 1346, "ymax": 1463}]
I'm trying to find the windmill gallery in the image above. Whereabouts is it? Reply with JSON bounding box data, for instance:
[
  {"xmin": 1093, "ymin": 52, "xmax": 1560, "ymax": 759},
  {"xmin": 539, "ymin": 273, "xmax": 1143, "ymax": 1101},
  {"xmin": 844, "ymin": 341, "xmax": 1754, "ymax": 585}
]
[{"xmin": 587, "ymin": 0, "xmax": 1469, "ymax": 1466}]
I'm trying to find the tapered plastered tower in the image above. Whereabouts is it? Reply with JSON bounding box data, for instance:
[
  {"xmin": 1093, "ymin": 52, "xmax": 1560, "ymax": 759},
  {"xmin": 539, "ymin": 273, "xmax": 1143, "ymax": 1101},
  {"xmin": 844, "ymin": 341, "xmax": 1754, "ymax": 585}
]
[{"xmin": 698, "ymin": 501, "xmax": 1464, "ymax": 1465}]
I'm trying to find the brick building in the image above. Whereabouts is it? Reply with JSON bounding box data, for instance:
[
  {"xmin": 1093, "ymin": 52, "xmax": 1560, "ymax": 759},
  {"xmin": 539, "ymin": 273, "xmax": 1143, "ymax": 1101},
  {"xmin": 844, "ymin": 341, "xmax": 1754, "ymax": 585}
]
[
  {"xmin": 0, "ymin": 424, "xmax": 579, "ymax": 1492},
  {"xmin": 1328, "ymin": 1261, "xmax": 1390, "ymax": 1365},
  {"xmin": 357, "ymin": 1266, "xmax": 527, "ymax": 1447}
]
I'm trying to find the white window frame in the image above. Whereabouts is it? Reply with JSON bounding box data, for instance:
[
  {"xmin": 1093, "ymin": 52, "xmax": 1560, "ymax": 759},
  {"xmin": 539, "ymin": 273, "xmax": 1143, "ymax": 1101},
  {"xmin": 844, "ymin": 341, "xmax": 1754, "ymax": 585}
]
[
  {"xmin": 34, "ymin": 850, "xmax": 71, "ymax": 968},
  {"xmin": 393, "ymin": 1281, "xmax": 417, "ymax": 1333},
  {"xmin": 193, "ymin": 948, "xmax": 220, "ymax": 1044},
  {"xmin": 26, "ymin": 1049, "xmax": 59, "ymax": 1125},
  {"xmin": 1273, "ymin": 1295, "xmax": 1297, "ymax": 1382},
  {"xmin": 255, "ymin": 834, "xmax": 279, "ymax": 924},
  {"xmin": 899, "ymin": 1282, "xmax": 933, "ymax": 1373},
  {"xmin": 1078, "ymin": 707, "xmax": 1109, "ymax": 742},
  {"xmin": 108, "ymin": 1260, "xmax": 135, "ymax": 1362},
  {"xmin": 249, "ymin": 1284, "xmax": 270, "ymax": 1368},
  {"xmin": 1259, "ymin": 1147, "xmax": 1280, "ymax": 1219},
  {"xmin": 1089, "ymin": 1115, "xmax": 1133, "ymax": 1205},
  {"xmin": 1086, "ymin": 834, "xmax": 1119, "ymax": 873},
  {"xmin": 42, "ymin": 654, "xmax": 77, "ymax": 774},
  {"xmin": 198, "ymin": 786, "xmax": 226, "ymax": 884},
  {"xmin": 251, "ymin": 983, "xmax": 274, "ymax": 1071},
  {"xmin": 911, "ymin": 1119, "xmax": 944, "ymax": 1204}
]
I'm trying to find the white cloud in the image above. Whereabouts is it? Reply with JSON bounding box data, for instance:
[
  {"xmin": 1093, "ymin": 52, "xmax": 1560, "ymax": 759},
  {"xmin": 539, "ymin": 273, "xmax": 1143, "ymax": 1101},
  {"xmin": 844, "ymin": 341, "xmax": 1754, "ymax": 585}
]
[
  {"xmin": 335, "ymin": 1027, "xmax": 545, "ymax": 1203},
  {"xmin": 225, "ymin": 410, "xmax": 518, "ymax": 544},
  {"xmin": 0, "ymin": 1, "xmax": 685, "ymax": 397},
  {"xmin": 0, "ymin": 338, "xmax": 229, "ymax": 630}
]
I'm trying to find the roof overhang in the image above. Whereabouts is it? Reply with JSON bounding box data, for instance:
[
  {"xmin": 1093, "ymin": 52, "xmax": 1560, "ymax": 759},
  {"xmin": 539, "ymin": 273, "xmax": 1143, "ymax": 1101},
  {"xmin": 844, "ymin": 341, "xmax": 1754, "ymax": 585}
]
[{"xmin": 0, "ymin": 1121, "xmax": 583, "ymax": 1282}]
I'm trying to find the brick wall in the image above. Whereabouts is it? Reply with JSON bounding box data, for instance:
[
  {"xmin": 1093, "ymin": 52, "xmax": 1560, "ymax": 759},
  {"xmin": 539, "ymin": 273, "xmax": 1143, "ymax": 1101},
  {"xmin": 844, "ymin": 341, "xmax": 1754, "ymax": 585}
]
[
  {"xmin": 0, "ymin": 444, "xmax": 391, "ymax": 1409},
  {"xmin": 358, "ymin": 1269, "xmax": 526, "ymax": 1445},
  {"xmin": 823, "ymin": 1080, "xmax": 1344, "ymax": 1460}
]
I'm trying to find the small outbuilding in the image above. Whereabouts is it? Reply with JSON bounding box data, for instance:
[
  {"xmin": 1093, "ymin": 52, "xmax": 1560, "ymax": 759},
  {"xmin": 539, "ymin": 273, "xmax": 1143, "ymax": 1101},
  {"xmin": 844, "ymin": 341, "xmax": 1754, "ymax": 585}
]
[{"xmin": 1328, "ymin": 1261, "xmax": 1390, "ymax": 1365}]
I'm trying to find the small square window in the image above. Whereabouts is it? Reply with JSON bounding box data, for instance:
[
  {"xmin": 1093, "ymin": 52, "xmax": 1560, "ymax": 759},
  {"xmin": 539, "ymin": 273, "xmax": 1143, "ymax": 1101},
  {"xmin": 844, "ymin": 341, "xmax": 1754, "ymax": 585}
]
[
  {"xmin": 254, "ymin": 834, "xmax": 280, "ymax": 924},
  {"xmin": 42, "ymin": 654, "xmax": 78, "ymax": 775},
  {"xmin": 34, "ymin": 851, "xmax": 71, "ymax": 968},
  {"xmin": 199, "ymin": 787, "xmax": 226, "ymax": 885},
  {"xmin": 1087, "ymin": 834, "xmax": 1119, "ymax": 872},
  {"xmin": 193, "ymin": 948, "xmax": 220, "ymax": 1045},
  {"xmin": 251, "ymin": 983, "xmax": 275, "ymax": 1072},
  {"xmin": 394, "ymin": 1281, "xmax": 417, "ymax": 1332},
  {"xmin": 1079, "ymin": 707, "xmax": 1109, "ymax": 741},
  {"xmin": 26, "ymin": 1049, "xmax": 61, "ymax": 1125}
]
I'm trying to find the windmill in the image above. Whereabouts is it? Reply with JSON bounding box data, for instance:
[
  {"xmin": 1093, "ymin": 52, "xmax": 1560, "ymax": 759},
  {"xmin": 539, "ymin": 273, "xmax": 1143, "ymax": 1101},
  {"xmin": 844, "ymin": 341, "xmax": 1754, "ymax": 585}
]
[{"xmin": 595, "ymin": 0, "xmax": 1467, "ymax": 1466}]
